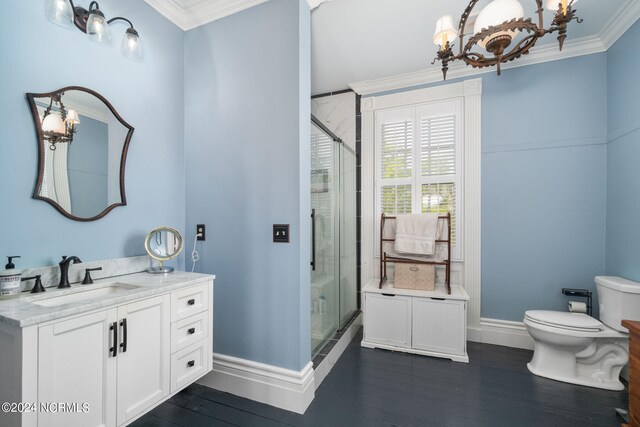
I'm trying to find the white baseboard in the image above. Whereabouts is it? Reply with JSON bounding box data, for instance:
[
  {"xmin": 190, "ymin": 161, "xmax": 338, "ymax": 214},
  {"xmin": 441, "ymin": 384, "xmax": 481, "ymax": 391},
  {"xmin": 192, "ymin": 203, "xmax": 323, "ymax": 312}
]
[
  {"xmin": 467, "ymin": 318, "xmax": 534, "ymax": 350},
  {"xmin": 314, "ymin": 313, "xmax": 362, "ymax": 389},
  {"xmin": 197, "ymin": 354, "xmax": 315, "ymax": 414}
]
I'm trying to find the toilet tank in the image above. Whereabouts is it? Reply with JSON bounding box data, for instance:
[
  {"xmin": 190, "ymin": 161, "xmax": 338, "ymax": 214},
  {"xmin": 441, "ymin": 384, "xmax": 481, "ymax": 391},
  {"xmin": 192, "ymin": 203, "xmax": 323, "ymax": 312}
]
[{"xmin": 596, "ymin": 276, "xmax": 640, "ymax": 332}]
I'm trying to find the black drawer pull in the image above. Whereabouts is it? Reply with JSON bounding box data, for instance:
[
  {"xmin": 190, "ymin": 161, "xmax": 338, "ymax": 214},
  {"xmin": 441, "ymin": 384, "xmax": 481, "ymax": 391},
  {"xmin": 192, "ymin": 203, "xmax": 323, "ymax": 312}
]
[
  {"xmin": 187, "ymin": 360, "xmax": 195, "ymax": 367},
  {"xmin": 431, "ymin": 297, "xmax": 446, "ymax": 301},
  {"xmin": 187, "ymin": 327, "xmax": 196, "ymax": 334},
  {"xmin": 381, "ymin": 293, "xmax": 395, "ymax": 297},
  {"xmin": 187, "ymin": 299, "xmax": 195, "ymax": 305}
]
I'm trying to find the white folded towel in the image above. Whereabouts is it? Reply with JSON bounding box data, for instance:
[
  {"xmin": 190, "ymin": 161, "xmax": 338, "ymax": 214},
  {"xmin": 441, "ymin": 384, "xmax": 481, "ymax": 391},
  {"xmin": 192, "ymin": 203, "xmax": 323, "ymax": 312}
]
[{"xmin": 394, "ymin": 213, "xmax": 439, "ymax": 256}]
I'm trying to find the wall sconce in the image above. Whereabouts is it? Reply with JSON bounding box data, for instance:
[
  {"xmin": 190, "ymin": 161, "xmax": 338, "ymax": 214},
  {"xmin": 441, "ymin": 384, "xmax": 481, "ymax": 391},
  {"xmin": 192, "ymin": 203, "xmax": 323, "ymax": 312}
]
[
  {"xmin": 45, "ymin": 0, "xmax": 142, "ymax": 61},
  {"xmin": 41, "ymin": 93, "xmax": 80, "ymax": 150}
]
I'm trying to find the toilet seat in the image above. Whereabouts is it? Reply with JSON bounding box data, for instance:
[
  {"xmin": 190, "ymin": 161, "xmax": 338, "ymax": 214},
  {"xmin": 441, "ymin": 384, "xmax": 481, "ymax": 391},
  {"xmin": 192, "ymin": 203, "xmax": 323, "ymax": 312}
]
[{"xmin": 524, "ymin": 310, "xmax": 604, "ymax": 333}]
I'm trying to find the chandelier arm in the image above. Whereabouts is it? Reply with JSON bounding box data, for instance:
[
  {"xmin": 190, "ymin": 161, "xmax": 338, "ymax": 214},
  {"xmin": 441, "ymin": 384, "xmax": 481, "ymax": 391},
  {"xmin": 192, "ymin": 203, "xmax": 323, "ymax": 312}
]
[{"xmin": 457, "ymin": 0, "xmax": 480, "ymax": 55}]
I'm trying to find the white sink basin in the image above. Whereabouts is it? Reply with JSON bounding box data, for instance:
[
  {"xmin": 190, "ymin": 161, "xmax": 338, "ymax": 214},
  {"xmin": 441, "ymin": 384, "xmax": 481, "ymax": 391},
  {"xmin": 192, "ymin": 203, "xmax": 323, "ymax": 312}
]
[{"xmin": 27, "ymin": 283, "xmax": 142, "ymax": 307}]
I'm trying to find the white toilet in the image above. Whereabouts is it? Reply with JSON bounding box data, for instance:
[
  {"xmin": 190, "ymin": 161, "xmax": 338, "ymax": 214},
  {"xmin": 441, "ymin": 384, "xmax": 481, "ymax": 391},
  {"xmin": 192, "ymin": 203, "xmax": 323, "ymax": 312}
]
[{"xmin": 524, "ymin": 276, "xmax": 640, "ymax": 390}]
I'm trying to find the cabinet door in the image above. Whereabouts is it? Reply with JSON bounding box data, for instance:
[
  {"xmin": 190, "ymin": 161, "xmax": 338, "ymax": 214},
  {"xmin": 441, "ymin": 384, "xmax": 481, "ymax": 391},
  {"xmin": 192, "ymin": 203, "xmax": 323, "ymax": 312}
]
[
  {"xmin": 412, "ymin": 298, "xmax": 465, "ymax": 355},
  {"xmin": 116, "ymin": 295, "xmax": 170, "ymax": 425},
  {"xmin": 364, "ymin": 293, "xmax": 411, "ymax": 347},
  {"xmin": 38, "ymin": 309, "xmax": 118, "ymax": 427}
]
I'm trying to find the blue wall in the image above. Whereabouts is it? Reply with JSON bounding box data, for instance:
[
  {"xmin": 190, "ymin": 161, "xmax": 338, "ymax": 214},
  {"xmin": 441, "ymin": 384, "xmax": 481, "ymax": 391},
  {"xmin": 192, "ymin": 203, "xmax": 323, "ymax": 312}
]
[
  {"xmin": 606, "ymin": 20, "xmax": 640, "ymax": 282},
  {"xmin": 0, "ymin": 2, "xmax": 186, "ymax": 269},
  {"xmin": 481, "ymin": 54, "xmax": 608, "ymax": 320},
  {"xmin": 184, "ymin": 0, "xmax": 311, "ymax": 371}
]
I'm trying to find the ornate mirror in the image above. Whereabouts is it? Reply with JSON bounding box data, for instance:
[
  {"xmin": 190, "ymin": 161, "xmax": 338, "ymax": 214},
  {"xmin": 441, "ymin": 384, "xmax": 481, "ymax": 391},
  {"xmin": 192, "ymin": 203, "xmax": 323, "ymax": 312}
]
[
  {"xmin": 26, "ymin": 86, "xmax": 134, "ymax": 221},
  {"xmin": 144, "ymin": 227, "xmax": 184, "ymax": 274}
]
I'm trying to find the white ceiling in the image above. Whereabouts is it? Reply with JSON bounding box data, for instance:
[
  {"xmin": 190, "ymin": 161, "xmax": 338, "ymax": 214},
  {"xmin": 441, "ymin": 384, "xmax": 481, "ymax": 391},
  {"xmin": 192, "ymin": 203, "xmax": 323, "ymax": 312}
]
[
  {"xmin": 144, "ymin": 0, "xmax": 640, "ymax": 95},
  {"xmin": 311, "ymin": 0, "xmax": 640, "ymax": 94}
]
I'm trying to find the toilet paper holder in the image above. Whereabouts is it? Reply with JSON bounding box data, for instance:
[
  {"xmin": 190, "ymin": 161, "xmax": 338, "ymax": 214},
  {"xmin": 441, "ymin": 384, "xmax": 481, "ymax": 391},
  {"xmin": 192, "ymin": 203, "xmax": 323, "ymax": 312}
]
[{"xmin": 562, "ymin": 288, "xmax": 592, "ymax": 316}]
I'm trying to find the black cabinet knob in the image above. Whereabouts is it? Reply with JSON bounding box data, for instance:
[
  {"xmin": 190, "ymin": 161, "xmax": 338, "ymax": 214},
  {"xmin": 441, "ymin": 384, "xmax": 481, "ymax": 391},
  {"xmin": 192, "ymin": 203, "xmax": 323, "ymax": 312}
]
[
  {"xmin": 187, "ymin": 299, "xmax": 195, "ymax": 306},
  {"xmin": 187, "ymin": 360, "xmax": 195, "ymax": 367},
  {"xmin": 188, "ymin": 328, "xmax": 196, "ymax": 334}
]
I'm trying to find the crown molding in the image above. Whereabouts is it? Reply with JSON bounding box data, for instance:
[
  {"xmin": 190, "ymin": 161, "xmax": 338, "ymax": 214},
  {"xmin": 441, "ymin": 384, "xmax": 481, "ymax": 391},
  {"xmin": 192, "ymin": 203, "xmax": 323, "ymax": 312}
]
[
  {"xmin": 349, "ymin": 0, "xmax": 640, "ymax": 96},
  {"xmin": 599, "ymin": 0, "xmax": 640, "ymax": 49},
  {"xmin": 144, "ymin": 0, "xmax": 269, "ymax": 31},
  {"xmin": 349, "ymin": 36, "xmax": 606, "ymax": 95}
]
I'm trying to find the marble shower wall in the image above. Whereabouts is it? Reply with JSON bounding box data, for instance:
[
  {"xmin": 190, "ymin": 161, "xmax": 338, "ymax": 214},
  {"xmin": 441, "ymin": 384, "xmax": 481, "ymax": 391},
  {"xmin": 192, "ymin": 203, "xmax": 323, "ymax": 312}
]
[{"xmin": 311, "ymin": 91, "xmax": 356, "ymax": 151}]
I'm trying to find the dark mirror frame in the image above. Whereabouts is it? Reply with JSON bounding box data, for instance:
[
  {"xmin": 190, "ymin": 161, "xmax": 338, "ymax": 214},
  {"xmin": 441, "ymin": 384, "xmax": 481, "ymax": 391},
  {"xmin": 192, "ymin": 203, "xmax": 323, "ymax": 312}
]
[{"xmin": 26, "ymin": 86, "xmax": 134, "ymax": 222}]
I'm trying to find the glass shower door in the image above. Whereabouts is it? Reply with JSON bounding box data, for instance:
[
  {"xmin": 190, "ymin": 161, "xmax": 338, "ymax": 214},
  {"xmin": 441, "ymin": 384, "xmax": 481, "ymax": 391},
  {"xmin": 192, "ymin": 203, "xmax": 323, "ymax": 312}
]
[
  {"xmin": 339, "ymin": 144, "xmax": 357, "ymax": 329},
  {"xmin": 311, "ymin": 122, "xmax": 339, "ymax": 356}
]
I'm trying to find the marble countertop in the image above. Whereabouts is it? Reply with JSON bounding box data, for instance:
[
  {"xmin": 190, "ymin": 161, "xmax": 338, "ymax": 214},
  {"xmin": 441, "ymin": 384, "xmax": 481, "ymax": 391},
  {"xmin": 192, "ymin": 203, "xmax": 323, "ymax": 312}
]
[{"xmin": 0, "ymin": 271, "xmax": 215, "ymax": 328}]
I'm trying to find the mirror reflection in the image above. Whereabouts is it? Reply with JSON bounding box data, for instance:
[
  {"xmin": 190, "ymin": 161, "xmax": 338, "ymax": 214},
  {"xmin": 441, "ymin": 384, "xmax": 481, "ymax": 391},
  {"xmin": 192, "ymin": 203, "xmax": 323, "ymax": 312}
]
[{"xmin": 27, "ymin": 87, "xmax": 134, "ymax": 221}]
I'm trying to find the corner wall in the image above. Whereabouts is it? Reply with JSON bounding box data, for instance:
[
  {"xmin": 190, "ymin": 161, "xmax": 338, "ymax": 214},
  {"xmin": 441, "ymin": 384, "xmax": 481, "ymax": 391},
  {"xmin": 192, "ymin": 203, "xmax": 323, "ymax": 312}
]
[
  {"xmin": 606, "ymin": 20, "xmax": 640, "ymax": 282},
  {"xmin": 184, "ymin": 0, "xmax": 311, "ymax": 372}
]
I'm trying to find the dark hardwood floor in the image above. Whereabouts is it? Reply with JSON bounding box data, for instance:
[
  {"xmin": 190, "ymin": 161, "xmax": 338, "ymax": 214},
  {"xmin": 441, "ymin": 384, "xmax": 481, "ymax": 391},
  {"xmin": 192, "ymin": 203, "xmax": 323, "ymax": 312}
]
[{"xmin": 132, "ymin": 329, "xmax": 628, "ymax": 426}]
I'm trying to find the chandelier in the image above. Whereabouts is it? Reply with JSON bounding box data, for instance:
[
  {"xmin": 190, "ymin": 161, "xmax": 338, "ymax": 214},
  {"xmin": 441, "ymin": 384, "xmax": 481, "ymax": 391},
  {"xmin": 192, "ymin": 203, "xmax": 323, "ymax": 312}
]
[
  {"xmin": 41, "ymin": 93, "xmax": 80, "ymax": 151},
  {"xmin": 432, "ymin": 0, "xmax": 582, "ymax": 79}
]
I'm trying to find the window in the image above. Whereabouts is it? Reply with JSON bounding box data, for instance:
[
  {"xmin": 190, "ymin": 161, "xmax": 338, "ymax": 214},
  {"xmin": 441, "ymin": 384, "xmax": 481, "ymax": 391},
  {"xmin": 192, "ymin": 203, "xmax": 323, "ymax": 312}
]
[{"xmin": 375, "ymin": 99, "xmax": 463, "ymax": 260}]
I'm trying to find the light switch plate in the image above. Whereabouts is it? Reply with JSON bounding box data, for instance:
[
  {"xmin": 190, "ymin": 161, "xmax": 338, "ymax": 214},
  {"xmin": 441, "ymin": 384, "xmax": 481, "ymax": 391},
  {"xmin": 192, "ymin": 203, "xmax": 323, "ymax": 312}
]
[{"xmin": 273, "ymin": 224, "xmax": 290, "ymax": 243}]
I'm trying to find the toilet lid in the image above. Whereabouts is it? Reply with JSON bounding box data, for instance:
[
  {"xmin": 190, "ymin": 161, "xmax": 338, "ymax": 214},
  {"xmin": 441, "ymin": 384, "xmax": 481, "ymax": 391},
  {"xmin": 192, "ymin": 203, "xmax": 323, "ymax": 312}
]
[{"xmin": 525, "ymin": 310, "xmax": 604, "ymax": 332}]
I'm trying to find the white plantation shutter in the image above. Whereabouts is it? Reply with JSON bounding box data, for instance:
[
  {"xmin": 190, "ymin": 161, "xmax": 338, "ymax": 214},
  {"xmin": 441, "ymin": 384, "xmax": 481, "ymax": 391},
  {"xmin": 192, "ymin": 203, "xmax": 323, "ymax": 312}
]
[
  {"xmin": 421, "ymin": 115, "xmax": 455, "ymax": 177},
  {"xmin": 376, "ymin": 99, "xmax": 463, "ymax": 260},
  {"xmin": 380, "ymin": 119, "xmax": 412, "ymax": 179}
]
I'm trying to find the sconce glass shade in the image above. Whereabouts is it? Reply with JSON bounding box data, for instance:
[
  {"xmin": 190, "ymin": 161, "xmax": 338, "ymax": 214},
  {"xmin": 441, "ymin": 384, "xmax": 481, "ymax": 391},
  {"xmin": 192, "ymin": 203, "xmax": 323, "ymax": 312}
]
[
  {"xmin": 65, "ymin": 109, "xmax": 80, "ymax": 125},
  {"xmin": 544, "ymin": 0, "xmax": 577, "ymax": 12},
  {"xmin": 433, "ymin": 15, "xmax": 458, "ymax": 47},
  {"xmin": 474, "ymin": 0, "xmax": 525, "ymax": 48},
  {"xmin": 121, "ymin": 29, "xmax": 143, "ymax": 61},
  {"xmin": 86, "ymin": 10, "xmax": 112, "ymax": 44},
  {"xmin": 42, "ymin": 113, "xmax": 66, "ymax": 134},
  {"xmin": 45, "ymin": 0, "xmax": 73, "ymax": 28}
]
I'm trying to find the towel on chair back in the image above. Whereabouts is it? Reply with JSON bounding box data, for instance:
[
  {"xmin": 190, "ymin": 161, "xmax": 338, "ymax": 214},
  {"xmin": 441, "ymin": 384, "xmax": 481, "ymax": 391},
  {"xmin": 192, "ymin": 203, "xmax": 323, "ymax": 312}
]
[{"xmin": 394, "ymin": 213, "xmax": 439, "ymax": 256}]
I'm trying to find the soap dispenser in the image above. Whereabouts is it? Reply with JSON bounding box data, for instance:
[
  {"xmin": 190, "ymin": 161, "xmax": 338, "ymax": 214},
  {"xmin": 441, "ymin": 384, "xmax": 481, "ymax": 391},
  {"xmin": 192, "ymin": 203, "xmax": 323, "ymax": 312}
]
[{"xmin": 0, "ymin": 256, "xmax": 22, "ymax": 300}]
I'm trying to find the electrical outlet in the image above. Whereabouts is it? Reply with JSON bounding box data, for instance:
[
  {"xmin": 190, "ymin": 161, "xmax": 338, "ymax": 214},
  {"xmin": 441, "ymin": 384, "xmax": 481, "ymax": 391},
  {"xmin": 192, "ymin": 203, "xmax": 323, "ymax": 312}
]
[
  {"xmin": 197, "ymin": 224, "xmax": 206, "ymax": 241},
  {"xmin": 273, "ymin": 224, "xmax": 290, "ymax": 243}
]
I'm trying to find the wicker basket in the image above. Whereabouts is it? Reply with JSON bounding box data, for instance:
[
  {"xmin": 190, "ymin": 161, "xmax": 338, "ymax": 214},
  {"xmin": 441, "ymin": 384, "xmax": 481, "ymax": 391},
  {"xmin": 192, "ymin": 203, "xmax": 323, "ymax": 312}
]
[{"xmin": 393, "ymin": 263, "xmax": 435, "ymax": 291}]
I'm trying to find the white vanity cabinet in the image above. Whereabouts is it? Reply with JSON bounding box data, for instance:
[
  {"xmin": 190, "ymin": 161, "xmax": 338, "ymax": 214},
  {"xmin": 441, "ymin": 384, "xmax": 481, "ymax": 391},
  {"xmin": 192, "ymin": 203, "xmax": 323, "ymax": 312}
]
[
  {"xmin": 361, "ymin": 283, "xmax": 469, "ymax": 363},
  {"xmin": 0, "ymin": 274, "xmax": 213, "ymax": 427},
  {"xmin": 37, "ymin": 295, "xmax": 170, "ymax": 426}
]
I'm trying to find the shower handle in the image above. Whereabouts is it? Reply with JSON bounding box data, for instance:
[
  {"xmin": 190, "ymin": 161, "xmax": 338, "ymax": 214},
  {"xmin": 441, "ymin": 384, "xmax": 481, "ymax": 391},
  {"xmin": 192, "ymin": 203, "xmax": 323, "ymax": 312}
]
[{"xmin": 311, "ymin": 209, "xmax": 316, "ymax": 271}]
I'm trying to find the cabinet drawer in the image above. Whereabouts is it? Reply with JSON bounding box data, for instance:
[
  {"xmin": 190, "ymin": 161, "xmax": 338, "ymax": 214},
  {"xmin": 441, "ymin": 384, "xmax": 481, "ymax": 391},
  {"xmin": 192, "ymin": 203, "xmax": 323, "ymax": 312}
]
[
  {"xmin": 364, "ymin": 293, "xmax": 411, "ymax": 347},
  {"xmin": 171, "ymin": 341, "xmax": 207, "ymax": 393},
  {"xmin": 171, "ymin": 284, "xmax": 209, "ymax": 321},
  {"xmin": 171, "ymin": 311, "xmax": 209, "ymax": 353}
]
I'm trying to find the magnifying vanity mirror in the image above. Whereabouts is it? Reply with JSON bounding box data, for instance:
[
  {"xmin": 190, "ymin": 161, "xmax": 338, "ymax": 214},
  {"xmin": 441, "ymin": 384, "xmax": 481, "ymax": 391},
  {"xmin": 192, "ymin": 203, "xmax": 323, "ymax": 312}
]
[
  {"xmin": 145, "ymin": 227, "xmax": 184, "ymax": 274},
  {"xmin": 26, "ymin": 86, "xmax": 134, "ymax": 221}
]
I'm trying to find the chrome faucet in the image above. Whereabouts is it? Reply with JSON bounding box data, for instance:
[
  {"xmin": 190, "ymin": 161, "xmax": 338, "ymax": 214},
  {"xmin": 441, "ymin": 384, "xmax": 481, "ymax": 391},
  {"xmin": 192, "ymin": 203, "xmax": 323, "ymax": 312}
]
[{"xmin": 58, "ymin": 256, "xmax": 82, "ymax": 289}]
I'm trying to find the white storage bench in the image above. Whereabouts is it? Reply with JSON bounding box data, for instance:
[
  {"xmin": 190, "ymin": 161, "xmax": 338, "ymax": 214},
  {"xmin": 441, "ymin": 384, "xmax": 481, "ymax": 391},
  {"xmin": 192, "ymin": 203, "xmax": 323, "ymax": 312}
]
[{"xmin": 361, "ymin": 282, "xmax": 469, "ymax": 363}]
